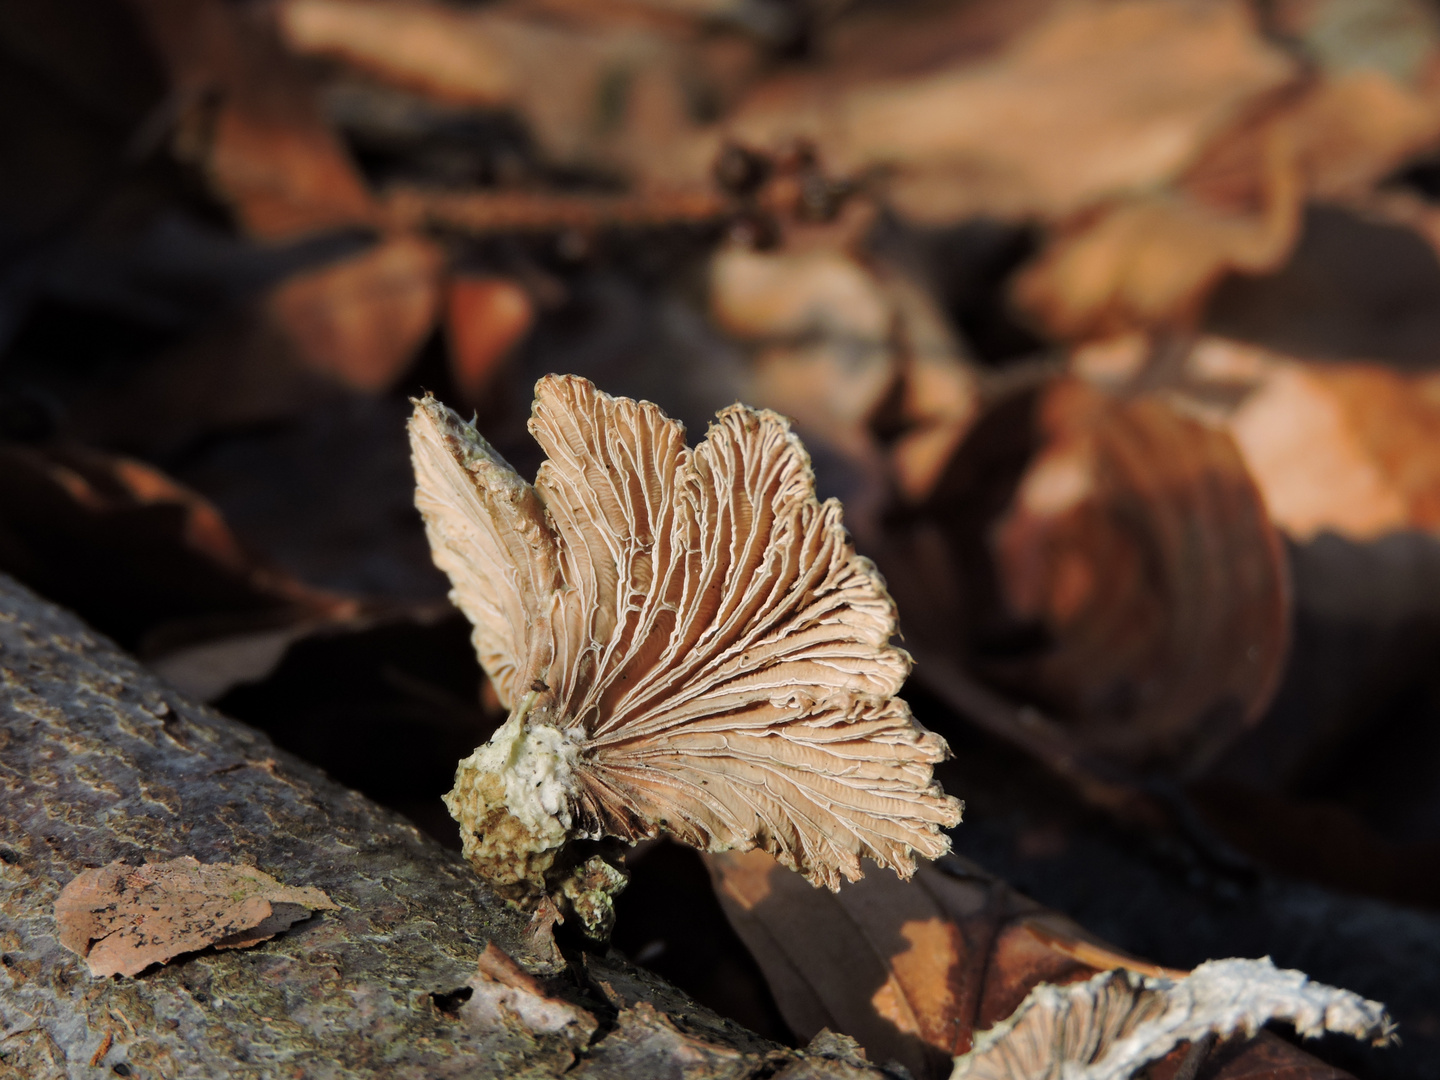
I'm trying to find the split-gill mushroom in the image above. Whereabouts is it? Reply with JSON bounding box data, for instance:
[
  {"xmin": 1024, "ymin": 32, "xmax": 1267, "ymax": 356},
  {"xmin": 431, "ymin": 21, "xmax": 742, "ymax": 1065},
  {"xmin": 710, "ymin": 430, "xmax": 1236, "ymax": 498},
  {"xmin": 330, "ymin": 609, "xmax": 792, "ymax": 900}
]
[{"xmin": 409, "ymin": 375, "xmax": 962, "ymax": 934}]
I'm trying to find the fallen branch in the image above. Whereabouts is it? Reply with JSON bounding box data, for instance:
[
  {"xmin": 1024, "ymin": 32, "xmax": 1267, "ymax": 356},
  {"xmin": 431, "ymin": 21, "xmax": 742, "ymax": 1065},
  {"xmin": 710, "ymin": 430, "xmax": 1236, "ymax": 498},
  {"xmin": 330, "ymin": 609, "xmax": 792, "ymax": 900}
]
[{"xmin": 0, "ymin": 573, "xmax": 884, "ymax": 1079}]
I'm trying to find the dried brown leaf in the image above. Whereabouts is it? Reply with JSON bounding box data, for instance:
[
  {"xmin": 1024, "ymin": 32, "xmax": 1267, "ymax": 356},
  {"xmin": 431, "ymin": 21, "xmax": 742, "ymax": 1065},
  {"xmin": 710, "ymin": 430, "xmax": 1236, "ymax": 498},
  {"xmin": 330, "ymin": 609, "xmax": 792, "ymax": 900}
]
[
  {"xmin": 1284, "ymin": 70, "xmax": 1440, "ymax": 201},
  {"xmin": 277, "ymin": 0, "xmax": 757, "ymax": 185},
  {"xmin": 879, "ymin": 377, "xmax": 1289, "ymax": 774},
  {"xmin": 709, "ymin": 235, "xmax": 978, "ymax": 506},
  {"xmin": 129, "ymin": 0, "xmax": 376, "ymax": 239},
  {"xmin": 723, "ymin": 0, "xmax": 1295, "ymax": 223},
  {"xmin": 1088, "ymin": 336, "xmax": 1440, "ymax": 542},
  {"xmin": 56, "ymin": 856, "xmax": 336, "ymax": 978},
  {"xmin": 278, "ymin": 0, "xmax": 514, "ymax": 106},
  {"xmin": 0, "ymin": 442, "xmax": 354, "ymax": 660},
  {"xmin": 409, "ymin": 378, "xmax": 960, "ymax": 930},
  {"xmin": 1221, "ymin": 348, "xmax": 1440, "ymax": 540},
  {"xmin": 991, "ymin": 381, "xmax": 1289, "ymax": 769},
  {"xmin": 1172, "ymin": 1034, "xmax": 1354, "ymax": 1080},
  {"xmin": 711, "ymin": 236, "xmax": 896, "ymax": 486},
  {"xmin": 1013, "ymin": 129, "xmax": 1301, "ymax": 339},
  {"xmin": 710, "ymin": 244, "xmax": 892, "ymax": 343},
  {"xmin": 267, "ymin": 234, "xmax": 444, "ymax": 392},
  {"xmin": 459, "ymin": 942, "xmax": 598, "ymax": 1044},
  {"xmin": 445, "ymin": 276, "xmax": 535, "ymax": 406},
  {"xmin": 1016, "ymin": 63, "xmax": 1440, "ymax": 337},
  {"xmin": 815, "ymin": 0, "xmax": 1061, "ymax": 86}
]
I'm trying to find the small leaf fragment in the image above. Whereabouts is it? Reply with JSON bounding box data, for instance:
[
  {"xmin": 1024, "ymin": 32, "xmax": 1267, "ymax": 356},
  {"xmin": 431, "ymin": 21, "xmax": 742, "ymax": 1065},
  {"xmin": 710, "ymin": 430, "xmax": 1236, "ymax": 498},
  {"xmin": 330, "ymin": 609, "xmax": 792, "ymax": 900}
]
[
  {"xmin": 458, "ymin": 942, "xmax": 598, "ymax": 1044},
  {"xmin": 55, "ymin": 856, "xmax": 337, "ymax": 977}
]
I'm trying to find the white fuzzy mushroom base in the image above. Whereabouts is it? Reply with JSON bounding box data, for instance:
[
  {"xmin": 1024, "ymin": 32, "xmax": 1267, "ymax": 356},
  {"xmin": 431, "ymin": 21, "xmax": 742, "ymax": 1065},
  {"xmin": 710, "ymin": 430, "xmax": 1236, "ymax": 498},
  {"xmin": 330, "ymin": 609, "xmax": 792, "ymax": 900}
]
[
  {"xmin": 443, "ymin": 713, "xmax": 631, "ymax": 936},
  {"xmin": 951, "ymin": 957, "xmax": 1394, "ymax": 1080},
  {"xmin": 473, "ymin": 713, "xmax": 584, "ymax": 841},
  {"xmin": 442, "ymin": 713, "xmax": 589, "ymax": 892}
]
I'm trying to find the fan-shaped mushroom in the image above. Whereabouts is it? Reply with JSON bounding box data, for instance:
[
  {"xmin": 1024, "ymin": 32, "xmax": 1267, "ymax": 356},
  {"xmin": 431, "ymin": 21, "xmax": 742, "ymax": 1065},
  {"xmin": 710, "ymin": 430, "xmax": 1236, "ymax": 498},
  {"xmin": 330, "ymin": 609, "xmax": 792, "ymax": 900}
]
[{"xmin": 409, "ymin": 376, "xmax": 961, "ymax": 933}]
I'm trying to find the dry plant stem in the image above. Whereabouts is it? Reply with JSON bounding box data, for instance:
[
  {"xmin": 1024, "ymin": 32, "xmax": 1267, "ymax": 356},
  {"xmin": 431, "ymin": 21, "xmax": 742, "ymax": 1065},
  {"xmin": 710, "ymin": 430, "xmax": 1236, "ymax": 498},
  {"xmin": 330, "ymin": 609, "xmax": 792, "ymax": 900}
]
[
  {"xmin": 384, "ymin": 186, "xmax": 732, "ymax": 235},
  {"xmin": 0, "ymin": 572, "xmax": 890, "ymax": 1080}
]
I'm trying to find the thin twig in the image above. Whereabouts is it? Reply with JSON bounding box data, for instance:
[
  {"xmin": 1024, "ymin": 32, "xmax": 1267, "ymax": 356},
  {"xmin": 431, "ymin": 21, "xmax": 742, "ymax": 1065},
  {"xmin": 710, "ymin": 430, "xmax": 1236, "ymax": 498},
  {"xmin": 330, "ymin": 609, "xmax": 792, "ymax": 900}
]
[
  {"xmin": 383, "ymin": 185, "xmax": 731, "ymax": 235},
  {"xmin": 90, "ymin": 1030, "xmax": 115, "ymax": 1068}
]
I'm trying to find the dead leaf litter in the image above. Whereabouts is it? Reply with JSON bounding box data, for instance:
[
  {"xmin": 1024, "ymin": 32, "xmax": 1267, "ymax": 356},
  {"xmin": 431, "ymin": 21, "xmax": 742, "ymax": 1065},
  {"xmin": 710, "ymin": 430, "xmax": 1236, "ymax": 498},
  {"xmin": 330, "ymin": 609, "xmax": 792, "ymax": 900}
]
[{"xmin": 55, "ymin": 856, "xmax": 337, "ymax": 977}]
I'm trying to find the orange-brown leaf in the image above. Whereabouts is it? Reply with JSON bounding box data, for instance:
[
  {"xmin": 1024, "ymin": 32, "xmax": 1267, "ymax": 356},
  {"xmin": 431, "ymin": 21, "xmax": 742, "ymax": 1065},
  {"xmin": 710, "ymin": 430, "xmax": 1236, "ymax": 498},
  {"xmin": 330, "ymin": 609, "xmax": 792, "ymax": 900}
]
[
  {"xmin": 445, "ymin": 276, "xmax": 534, "ymax": 406},
  {"xmin": 723, "ymin": 0, "xmax": 1295, "ymax": 223},
  {"xmin": 269, "ymin": 236, "xmax": 443, "ymax": 392},
  {"xmin": 56, "ymin": 857, "xmax": 336, "ymax": 978},
  {"xmin": 130, "ymin": 0, "xmax": 376, "ymax": 239},
  {"xmin": 879, "ymin": 378, "xmax": 1289, "ymax": 774}
]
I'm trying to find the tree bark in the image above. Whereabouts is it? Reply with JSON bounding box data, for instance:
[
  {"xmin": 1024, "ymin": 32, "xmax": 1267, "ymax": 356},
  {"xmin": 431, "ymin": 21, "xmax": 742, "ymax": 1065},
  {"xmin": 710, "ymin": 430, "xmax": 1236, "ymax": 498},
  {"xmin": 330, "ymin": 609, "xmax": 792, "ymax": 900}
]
[{"xmin": 0, "ymin": 574, "xmax": 883, "ymax": 1080}]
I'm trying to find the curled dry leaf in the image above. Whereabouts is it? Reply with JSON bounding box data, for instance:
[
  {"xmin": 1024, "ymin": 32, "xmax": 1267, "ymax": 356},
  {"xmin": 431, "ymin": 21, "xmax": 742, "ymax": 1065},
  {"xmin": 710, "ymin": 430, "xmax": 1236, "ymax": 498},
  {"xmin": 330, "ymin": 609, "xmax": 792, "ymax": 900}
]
[
  {"xmin": 990, "ymin": 380, "xmax": 1289, "ymax": 770},
  {"xmin": 1269, "ymin": 70, "xmax": 1440, "ymax": 202},
  {"xmin": 1015, "ymin": 61, "xmax": 1440, "ymax": 338},
  {"xmin": 710, "ymin": 239, "xmax": 898, "ymax": 495},
  {"xmin": 409, "ymin": 377, "xmax": 960, "ymax": 934},
  {"xmin": 277, "ymin": 0, "xmax": 758, "ymax": 185},
  {"xmin": 1079, "ymin": 335, "xmax": 1440, "ymax": 542},
  {"xmin": 882, "ymin": 378, "xmax": 1289, "ymax": 774},
  {"xmin": 445, "ymin": 276, "xmax": 536, "ymax": 406},
  {"xmin": 1012, "ymin": 127, "xmax": 1301, "ymax": 340},
  {"xmin": 278, "ymin": 0, "xmax": 514, "ymax": 107},
  {"xmin": 56, "ymin": 857, "xmax": 337, "ymax": 978},
  {"xmin": 710, "ymin": 242, "xmax": 892, "ymax": 343},
  {"xmin": 950, "ymin": 958, "xmax": 1394, "ymax": 1080},
  {"xmin": 1217, "ymin": 346, "xmax": 1440, "ymax": 541},
  {"xmin": 709, "ymin": 234, "xmax": 978, "ymax": 507}
]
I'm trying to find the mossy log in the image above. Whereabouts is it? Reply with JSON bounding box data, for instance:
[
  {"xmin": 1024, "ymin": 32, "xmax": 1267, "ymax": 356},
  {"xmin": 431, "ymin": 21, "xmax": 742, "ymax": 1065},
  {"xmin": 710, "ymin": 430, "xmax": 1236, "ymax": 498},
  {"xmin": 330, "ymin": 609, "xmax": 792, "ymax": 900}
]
[{"xmin": 0, "ymin": 574, "xmax": 883, "ymax": 1080}]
